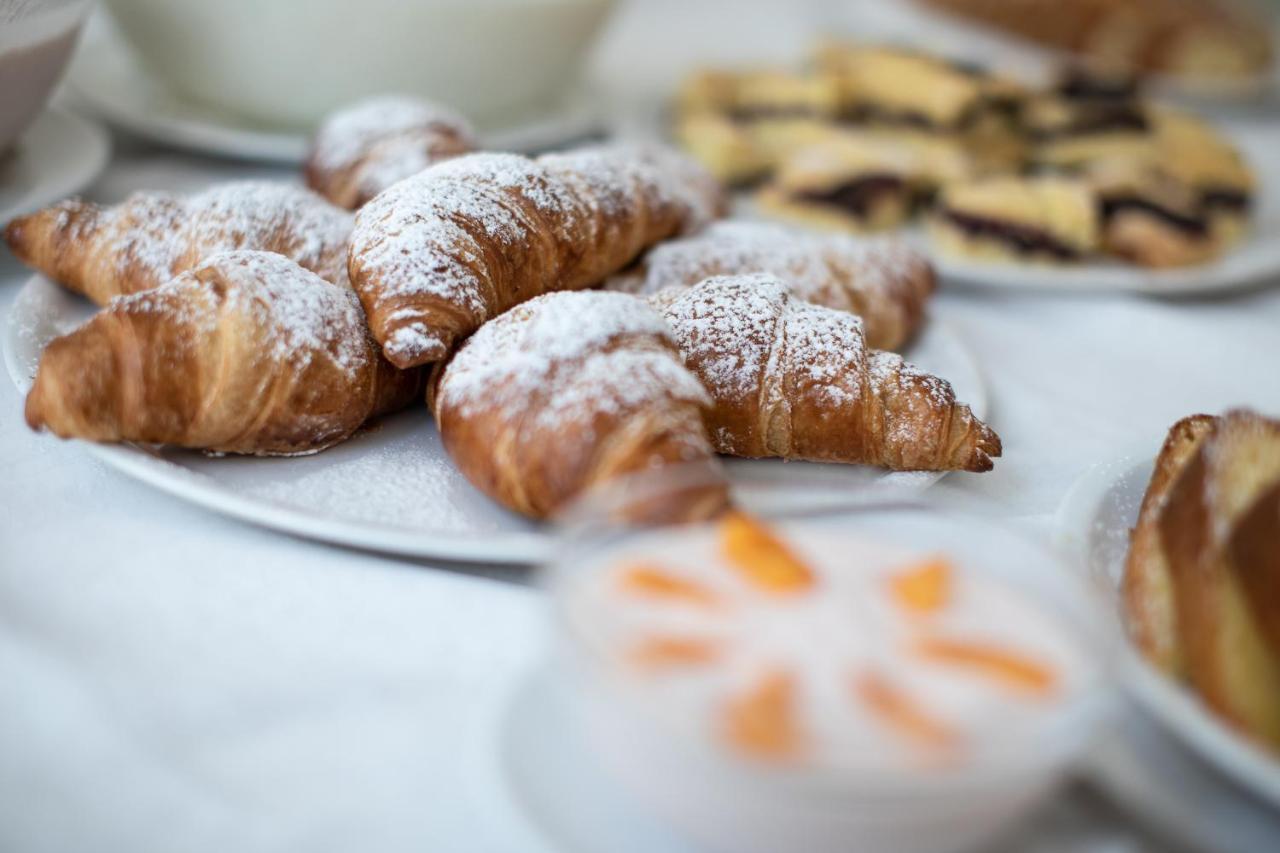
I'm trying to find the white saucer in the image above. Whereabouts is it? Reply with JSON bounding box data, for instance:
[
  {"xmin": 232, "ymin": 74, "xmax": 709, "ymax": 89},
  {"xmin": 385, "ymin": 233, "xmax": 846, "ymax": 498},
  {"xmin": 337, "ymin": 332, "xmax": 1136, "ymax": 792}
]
[
  {"xmin": 4, "ymin": 274, "xmax": 992, "ymax": 564},
  {"xmin": 65, "ymin": 35, "xmax": 604, "ymax": 164},
  {"xmin": 1054, "ymin": 449, "xmax": 1280, "ymax": 824},
  {"xmin": 0, "ymin": 108, "xmax": 110, "ymax": 222}
]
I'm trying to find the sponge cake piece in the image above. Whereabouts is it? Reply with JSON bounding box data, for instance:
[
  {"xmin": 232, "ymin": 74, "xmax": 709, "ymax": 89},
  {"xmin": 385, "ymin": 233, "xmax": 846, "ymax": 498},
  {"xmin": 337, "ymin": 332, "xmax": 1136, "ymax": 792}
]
[{"xmin": 1122, "ymin": 414, "xmax": 1218, "ymax": 675}]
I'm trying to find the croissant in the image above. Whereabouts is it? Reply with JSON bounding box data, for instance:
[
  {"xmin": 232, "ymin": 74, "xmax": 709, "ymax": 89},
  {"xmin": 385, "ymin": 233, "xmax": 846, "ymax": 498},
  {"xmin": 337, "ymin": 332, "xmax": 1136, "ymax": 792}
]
[
  {"xmin": 608, "ymin": 221, "xmax": 934, "ymax": 351},
  {"xmin": 304, "ymin": 96, "xmax": 478, "ymax": 210},
  {"xmin": 4, "ymin": 181, "xmax": 354, "ymax": 307},
  {"xmin": 657, "ymin": 275, "xmax": 1000, "ymax": 472},
  {"xmin": 349, "ymin": 145, "xmax": 724, "ymax": 370},
  {"xmin": 429, "ymin": 290, "xmax": 726, "ymax": 520},
  {"xmin": 25, "ymin": 251, "xmax": 421, "ymax": 456}
]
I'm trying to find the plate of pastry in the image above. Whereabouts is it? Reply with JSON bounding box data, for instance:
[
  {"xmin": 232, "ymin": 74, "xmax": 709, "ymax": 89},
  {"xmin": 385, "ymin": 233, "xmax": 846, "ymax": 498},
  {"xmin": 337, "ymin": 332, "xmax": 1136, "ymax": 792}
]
[
  {"xmin": 64, "ymin": 30, "xmax": 604, "ymax": 165},
  {"xmin": 671, "ymin": 42, "xmax": 1280, "ymax": 295},
  {"xmin": 1054, "ymin": 410, "xmax": 1280, "ymax": 808},
  {"xmin": 3, "ymin": 138, "xmax": 998, "ymax": 564}
]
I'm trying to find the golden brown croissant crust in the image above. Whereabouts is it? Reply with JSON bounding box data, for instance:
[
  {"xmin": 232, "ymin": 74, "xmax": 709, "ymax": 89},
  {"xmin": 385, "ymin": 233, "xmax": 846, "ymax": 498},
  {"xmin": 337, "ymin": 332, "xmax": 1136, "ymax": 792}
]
[
  {"xmin": 608, "ymin": 221, "xmax": 934, "ymax": 351},
  {"xmin": 348, "ymin": 146, "xmax": 724, "ymax": 370},
  {"xmin": 429, "ymin": 290, "xmax": 725, "ymax": 520},
  {"xmin": 657, "ymin": 274, "xmax": 1000, "ymax": 472},
  {"xmin": 26, "ymin": 251, "xmax": 421, "ymax": 456},
  {"xmin": 4, "ymin": 181, "xmax": 354, "ymax": 306},
  {"xmin": 305, "ymin": 96, "xmax": 478, "ymax": 210}
]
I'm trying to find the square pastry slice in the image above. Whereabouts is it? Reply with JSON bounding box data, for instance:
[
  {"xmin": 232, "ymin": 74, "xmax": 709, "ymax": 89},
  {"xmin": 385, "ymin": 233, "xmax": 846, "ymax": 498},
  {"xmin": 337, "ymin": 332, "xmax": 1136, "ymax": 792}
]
[
  {"xmin": 816, "ymin": 44, "xmax": 989, "ymax": 131},
  {"xmin": 757, "ymin": 131, "xmax": 974, "ymax": 232},
  {"xmin": 1084, "ymin": 157, "xmax": 1221, "ymax": 268},
  {"xmin": 931, "ymin": 176, "xmax": 1099, "ymax": 264},
  {"xmin": 1151, "ymin": 109, "xmax": 1255, "ymax": 245},
  {"xmin": 675, "ymin": 112, "xmax": 773, "ymax": 186},
  {"xmin": 1022, "ymin": 93, "xmax": 1154, "ymax": 171}
]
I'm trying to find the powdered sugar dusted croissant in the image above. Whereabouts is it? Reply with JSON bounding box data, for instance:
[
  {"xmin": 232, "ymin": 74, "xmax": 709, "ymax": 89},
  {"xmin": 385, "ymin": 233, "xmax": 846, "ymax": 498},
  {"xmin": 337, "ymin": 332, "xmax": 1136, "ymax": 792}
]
[
  {"xmin": 4, "ymin": 181, "xmax": 354, "ymax": 306},
  {"xmin": 305, "ymin": 95, "xmax": 478, "ymax": 210},
  {"xmin": 429, "ymin": 290, "xmax": 725, "ymax": 520},
  {"xmin": 349, "ymin": 146, "xmax": 724, "ymax": 369},
  {"xmin": 26, "ymin": 251, "xmax": 421, "ymax": 456},
  {"xmin": 609, "ymin": 221, "xmax": 934, "ymax": 351},
  {"xmin": 658, "ymin": 274, "xmax": 1000, "ymax": 472}
]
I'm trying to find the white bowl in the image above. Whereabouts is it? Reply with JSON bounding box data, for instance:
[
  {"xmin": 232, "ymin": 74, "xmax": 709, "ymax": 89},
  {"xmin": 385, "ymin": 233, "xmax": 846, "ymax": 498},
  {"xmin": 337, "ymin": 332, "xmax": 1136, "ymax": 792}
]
[
  {"xmin": 0, "ymin": 0, "xmax": 92, "ymax": 153},
  {"xmin": 546, "ymin": 471, "xmax": 1113, "ymax": 853},
  {"xmin": 99, "ymin": 0, "xmax": 616, "ymax": 129}
]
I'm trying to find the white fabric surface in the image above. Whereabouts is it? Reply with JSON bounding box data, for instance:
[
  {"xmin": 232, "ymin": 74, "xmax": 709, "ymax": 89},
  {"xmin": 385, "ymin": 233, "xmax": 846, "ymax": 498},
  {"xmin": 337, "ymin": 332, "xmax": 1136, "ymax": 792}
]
[{"xmin": 3, "ymin": 2, "xmax": 1279, "ymax": 851}]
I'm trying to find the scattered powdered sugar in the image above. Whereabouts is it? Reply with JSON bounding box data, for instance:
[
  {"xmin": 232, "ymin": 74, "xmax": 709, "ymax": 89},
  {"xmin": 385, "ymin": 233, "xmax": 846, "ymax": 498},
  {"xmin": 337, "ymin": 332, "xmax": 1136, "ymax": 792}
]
[
  {"xmin": 309, "ymin": 95, "xmax": 476, "ymax": 174},
  {"xmin": 438, "ymin": 291, "xmax": 708, "ymax": 438},
  {"xmin": 105, "ymin": 181, "xmax": 354, "ymax": 289},
  {"xmin": 242, "ymin": 438, "xmax": 506, "ymax": 533}
]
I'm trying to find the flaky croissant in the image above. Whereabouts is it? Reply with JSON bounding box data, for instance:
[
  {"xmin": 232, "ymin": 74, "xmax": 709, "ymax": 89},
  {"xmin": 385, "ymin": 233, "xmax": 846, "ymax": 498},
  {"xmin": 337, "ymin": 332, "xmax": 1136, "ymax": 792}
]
[
  {"xmin": 349, "ymin": 145, "xmax": 723, "ymax": 370},
  {"xmin": 428, "ymin": 290, "xmax": 726, "ymax": 520},
  {"xmin": 304, "ymin": 96, "xmax": 478, "ymax": 210},
  {"xmin": 4, "ymin": 181, "xmax": 353, "ymax": 305},
  {"xmin": 658, "ymin": 275, "xmax": 1000, "ymax": 472},
  {"xmin": 608, "ymin": 222, "xmax": 935, "ymax": 351},
  {"xmin": 26, "ymin": 251, "xmax": 421, "ymax": 456}
]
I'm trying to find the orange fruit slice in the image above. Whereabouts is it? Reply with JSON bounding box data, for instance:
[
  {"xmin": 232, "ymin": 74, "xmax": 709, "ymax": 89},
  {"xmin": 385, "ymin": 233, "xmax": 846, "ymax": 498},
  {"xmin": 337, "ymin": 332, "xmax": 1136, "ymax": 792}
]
[
  {"xmin": 723, "ymin": 669, "xmax": 804, "ymax": 760},
  {"xmin": 719, "ymin": 511, "xmax": 815, "ymax": 594}
]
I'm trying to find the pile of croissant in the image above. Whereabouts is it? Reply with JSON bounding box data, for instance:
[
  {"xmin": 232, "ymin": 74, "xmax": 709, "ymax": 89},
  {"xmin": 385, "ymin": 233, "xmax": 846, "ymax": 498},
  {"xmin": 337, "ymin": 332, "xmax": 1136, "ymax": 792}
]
[{"xmin": 4, "ymin": 97, "xmax": 1000, "ymax": 522}]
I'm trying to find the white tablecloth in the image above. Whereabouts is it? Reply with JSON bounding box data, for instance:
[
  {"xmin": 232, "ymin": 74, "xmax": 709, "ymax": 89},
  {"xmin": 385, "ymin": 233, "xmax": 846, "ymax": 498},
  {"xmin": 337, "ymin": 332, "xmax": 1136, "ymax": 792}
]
[{"xmin": 3, "ymin": 2, "xmax": 1279, "ymax": 851}]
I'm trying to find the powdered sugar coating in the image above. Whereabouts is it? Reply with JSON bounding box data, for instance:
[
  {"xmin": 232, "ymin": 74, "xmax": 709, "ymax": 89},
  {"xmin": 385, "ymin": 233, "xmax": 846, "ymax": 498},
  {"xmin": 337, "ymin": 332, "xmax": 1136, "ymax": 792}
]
[
  {"xmin": 105, "ymin": 181, "xmax": 354, "ymax": 290},
  {"xmin": 610, "ymin": 222, "xmax": 932, "ymax": 350},
  {"xmin": 310, "ymin": 95, "xmax": 476, "ymax": 173},
  {"xmin": 307, "ymin": 95, "xmax": 478, "ymax": 208},
  {"xmin": 349, "ymin": 146, "xmax": 721, "ymax": 367},
  {"xmin": 658, "ymin": 274, "xmax": 979, "ymax": 468},
  {"xmin": 438, "ymin": 290, "xmax": 708, "ymax": 428},
  {"xmin": 114, "ymin": 250, "xmax": 370, "ymax": 380}
]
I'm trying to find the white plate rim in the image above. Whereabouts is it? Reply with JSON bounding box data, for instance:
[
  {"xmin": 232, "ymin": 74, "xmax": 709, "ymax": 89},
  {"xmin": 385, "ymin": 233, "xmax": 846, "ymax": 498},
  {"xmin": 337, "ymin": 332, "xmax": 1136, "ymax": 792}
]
[
  {"xmin": 64, "ymin": 36, "xmax": 603, "ymax": 165},
  {"xmin": 0, "ymin": 107, "xmax": 111, "ymax": 222},
  {"xmin": 1053, "ymin": 449, "xmax": 1280, "ymax": 808},
  {"xmin": 6, "ymin": 273, "xmax": 991, "ymax": 565}
]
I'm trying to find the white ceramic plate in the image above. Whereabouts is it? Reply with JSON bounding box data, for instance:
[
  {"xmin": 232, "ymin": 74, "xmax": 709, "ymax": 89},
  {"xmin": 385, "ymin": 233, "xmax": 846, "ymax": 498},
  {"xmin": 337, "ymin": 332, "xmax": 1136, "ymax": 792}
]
[
  {"xmin": 64, "ymin": 34, "xmax": 604, "ymax": 165},
  {"xmin": 0, "ymin": 108, "xmax": 111, "ymax": 222},
  {"xmin": 5, "ymin": 274, "xmax": 991, "ymax": 564},
  {"xmin": 1054, "ymin": 449, "xmax": 1280, "ymax": 810}
]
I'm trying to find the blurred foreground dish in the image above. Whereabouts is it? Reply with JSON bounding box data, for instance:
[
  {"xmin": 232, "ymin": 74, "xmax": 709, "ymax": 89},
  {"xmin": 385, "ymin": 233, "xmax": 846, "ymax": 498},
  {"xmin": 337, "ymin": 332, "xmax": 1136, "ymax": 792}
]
[{"xmin": 553, "ymin": 501, "xmax": 1104, "ymax": 853}]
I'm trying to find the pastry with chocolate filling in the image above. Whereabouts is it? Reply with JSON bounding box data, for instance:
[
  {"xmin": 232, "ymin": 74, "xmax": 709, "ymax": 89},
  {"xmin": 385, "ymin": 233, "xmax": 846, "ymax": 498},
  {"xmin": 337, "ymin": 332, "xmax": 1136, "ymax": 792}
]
[
  {"xmin": 1084, "ymin": 157, "xmax": 1221, "ymax": 268},
  {"xmin": 815, "ymin": 44, "xmax": 990, "ymax": 132},
  {"xmin": 1022, "ymin": 93, "xmax": 1153, "ymax": 171},
  {"xmin": 733, "ymin": 71, "xmax": 843, "ymax": 162},
  {"xmin": 757, "ymin": 132, "xmax": 974, "ymax": 232},
  {"xmin": 675, "ymin": 112, "xmax": 773, "ymax": 187},
  {"xmin": 931, "ymin": 176, "xmax": 1099, "ymax": 263},
  {"xmin": 1151, "ymin": 109, "xmax": 1254, "ymax": 245}
]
